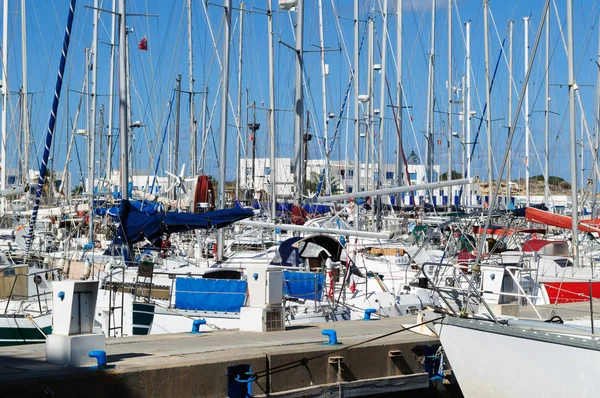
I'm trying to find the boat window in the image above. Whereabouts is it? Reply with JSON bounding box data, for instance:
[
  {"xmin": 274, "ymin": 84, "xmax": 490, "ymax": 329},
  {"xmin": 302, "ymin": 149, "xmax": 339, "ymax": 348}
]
[
  {"xmin": 551, "ymin": 243, "xmax": 569, "ymax": 256},
  {"xmin": 553, "ymin": 258, "xmax": 573, "ymax": 268}
]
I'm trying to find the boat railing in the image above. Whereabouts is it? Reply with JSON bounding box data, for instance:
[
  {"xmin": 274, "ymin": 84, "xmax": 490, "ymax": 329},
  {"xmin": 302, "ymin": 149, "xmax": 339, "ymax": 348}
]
[
  {"xmin": 4, "ymin": 268, "xmax": 56, "ymax": 316},
  {"xmin": 418, "ymin": 262, "xmax": 545, "ymax": 322}
]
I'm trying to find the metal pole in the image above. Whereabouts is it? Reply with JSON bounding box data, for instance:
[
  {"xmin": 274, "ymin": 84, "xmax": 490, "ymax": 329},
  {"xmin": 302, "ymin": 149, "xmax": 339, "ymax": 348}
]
[
  {"xmin": 594, "ymin": 14, "xmax": 600, "ymax": 217},
  {"xmin": 524, "ymin": 16, "xmax": 531, "ymax": 207},
  {"xmin": 106, "ymin": 0, "xmax": 116, "ymax": 181},
  {"xmin": 238, "ymin": 220, "xmax": 393, "ymax": 240},
  {"xmin": 484, "ymin": 0, "xmax": 492, "ymax": 196},
  {"xmin": 377, "ymin": 0, "xmax": 388, "ymax": 231},
  {"xmin": 544, "ymin": 7, "xmax": 550, "ymax": 207},
  {"xmin": 235, "ymin": 2, "xmax": 244, "ymax": 200},
  {"xmin": 1, "ymin": 0, "xmax": 8, "ymax": 213},
  {"xmin": 187, "ymin": 0, "xmax": 196, "ymax": 176},
  {"xmin": 567, "ymin": 0, "xmax": 578, "ymax": 267},
  {"xmin": 217, "ymin": 0, "xmax": 232, "ymax": 260},
  {"xmin": 425, "ymin": 0, "xmax": 436, "ymax": 183},
  {"xmin": 465, "ymin": 21, "xmax": 471, "ymax": 205},
  {"xmin": 21, "ymin": 0, "xmax": 29, "ymax": 184},
  {"xmin": 353, "ymin": 0, "xmax": 360, "ymax": 223},
  {"xmin": 292, "ymin": 0, "xmax": 305, "ymax": 202},
  {"xmin": 267, "ymin": 0, "xmax": 276, "ymax": 223},
  {"xmin": 461, "ymin": 74, "xmax": 466, "ymax": 198},
  {"xmin": 396, "ymin": 0, "xmax": 403, "ymax": 188},
  {"xmin": 312, "ymin": 177, "xmax": 476, "ymax": 203},
  {"xmin": 174, "ymin": 74, "xmax": 182, "ymax": 199},
  {"xmin": 447, "ymin": 0, "xmax": 452, "ymax": 199},
  {"xmin": 366, "ymin": 19, "xmax": 373, "ymax": 192},
  {"xmin": 507, "ymin": 20, "xmax": 513, "ymax": 205},
  {"xmin": 89, "ymin": 0, "xmax": 99, "ymax": 241},
  {"xmin": 318, "ymin": 0, "xmax": 329, "ymax": 194},
  {"xmin": 119, "ymin": 0, "xmax": 129, "ymax": 199}
]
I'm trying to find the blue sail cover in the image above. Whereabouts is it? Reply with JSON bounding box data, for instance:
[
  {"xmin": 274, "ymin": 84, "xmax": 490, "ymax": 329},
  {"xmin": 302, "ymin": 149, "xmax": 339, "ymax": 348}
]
[
  {"xmin": 113, "ymin": 200, "xmax": 254, "ymax": 245},
  {"xmin": 175, "ymin": 278, "xmax": 247, "ymax": 312},
  {"xmin": 283, "ymin": 271, "xmax": 324, "ymax": 301}
]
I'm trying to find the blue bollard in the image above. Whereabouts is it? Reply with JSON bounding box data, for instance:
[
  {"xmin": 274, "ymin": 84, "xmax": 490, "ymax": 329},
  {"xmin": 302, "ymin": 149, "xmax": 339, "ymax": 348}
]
[
  {"xmin": 364, "ymin": 308, "xmax": 377, "ymax": 320},
  {"xmin": 89, "ymin": 350, "xmax": 107, "ymax": 368},
  {"xmin": 322, "ymin": 329, "xmax": 341, "ymax": 345},
  {"xmin": 191, "ymin": 319, "xmax": 207, "ymax": 333}
]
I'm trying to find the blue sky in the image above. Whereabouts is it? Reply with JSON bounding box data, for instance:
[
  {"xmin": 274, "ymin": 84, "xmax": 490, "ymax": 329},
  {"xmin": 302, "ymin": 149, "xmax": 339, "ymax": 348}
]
[{"xmin": 6, "ymin": 0, "xmax": 600, "ymax": 189}]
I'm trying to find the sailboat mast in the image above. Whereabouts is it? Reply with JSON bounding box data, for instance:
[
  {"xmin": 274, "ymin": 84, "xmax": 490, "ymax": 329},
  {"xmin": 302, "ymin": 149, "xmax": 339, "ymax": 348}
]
[
  {"xmin": 235, "ymin": 2, "xmax": 244, "ymax": 201},
  {"xmin": 594, "ymin": 15, "xmax": 600, "ymax": 216},
  {"xmin": 293, "ymin": 0, "xmax": 305, "ymax": 202},
  {"xmin": 89, "ymin": 0, "xmax": 99, "ymax": 240},
  {"xmin": 447, "ymin": 0, "xmax": 452, "ymax": 197},
  {"xmin": 425, "ymin": 0, "xmax": 436, "ymax": 183},
  {"xmin": 545, "ymin": 7, "xmax": 550, "ymax": 207},
  {"xmin": 507, "ymin": 20, "xmax": 513, "ymax": 205},
  {"xmin": 378, "ymin": 0, "xmax": 388, "ymax": 189},
  {"xmin": 174, "ymin": 74, "xmax": 181, "ymax": 192},
  {"xmin": 465, "ymin": 21, "xmax": 471, "ymax": 205},
  {"xmin": 353, "ymin": 0, "xmax": 360, "ymax": 222},
  {"xmin": 524, "ymin": 16, "xmax": 530, "ymax": 207},
  {"xmin": 567, "ymin": 0, "xmax": 578, "ymax": 267},
  {"xmin": 366, "ymin": 18, "xmax": 373, "ymax": 192},
  {"xmin": 21, "ymin": 0, "xmax": 28, "ymax": 183},
  {"xmin": 484, "ymin": 0, "xmax": 492, "ymax": 195},
  {"xmin": 396, "ymin": 0, "xmax": 403, "ymax": 188},
  {"xmin": 119, "ymin": 0, "xmax": 129, "ymax": 199},
  {"xmin": 217, "ymin": 0, "xmax": 232, "ymax": 259},
  {"xmin": 318, "ymin": 0, "xmax": 329, "ymax": 194},
  {"xmin": 187, "ymin": 0, "xmax": 196, "ymax": 176},
  {"xmin": 106, "ymin": 0, "xmax": 116, "ymax": 181},
  {"xmin": 1, "ymin": 0, "xmax": 7, "ymax": 212},
  {"xmin": 267, "ymin": 0, "xmax": 276, "ymax": 222}
]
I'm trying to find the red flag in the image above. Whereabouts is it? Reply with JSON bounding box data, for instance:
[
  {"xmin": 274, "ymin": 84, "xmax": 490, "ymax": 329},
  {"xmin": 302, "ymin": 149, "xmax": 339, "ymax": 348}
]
[{"xmin": 138, "ymin": 36, "xmax": 148, "ymax": 51}]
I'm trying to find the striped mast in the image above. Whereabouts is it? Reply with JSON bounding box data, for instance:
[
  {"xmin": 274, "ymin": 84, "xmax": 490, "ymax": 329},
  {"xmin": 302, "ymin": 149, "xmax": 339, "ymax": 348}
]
[{"xmin": 25, "ymin": 0, "xmax": 77, "ymax": 254}]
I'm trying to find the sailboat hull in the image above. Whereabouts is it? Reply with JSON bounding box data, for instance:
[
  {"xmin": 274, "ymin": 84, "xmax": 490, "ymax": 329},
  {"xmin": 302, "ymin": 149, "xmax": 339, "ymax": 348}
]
[
  {"xmin": 543, "ymin": 280, "xmax": 600, "ymax": 304},
  {"xmin": 434, "ymin": 316, "xmax": 600, "ymax": 398}
]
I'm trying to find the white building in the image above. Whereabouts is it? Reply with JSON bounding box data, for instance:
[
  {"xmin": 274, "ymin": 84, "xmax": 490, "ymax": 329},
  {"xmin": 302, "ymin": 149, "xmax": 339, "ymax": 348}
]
[{"xmin": 239, "ymin": 157, "xmax": 483, "ymax": 205}]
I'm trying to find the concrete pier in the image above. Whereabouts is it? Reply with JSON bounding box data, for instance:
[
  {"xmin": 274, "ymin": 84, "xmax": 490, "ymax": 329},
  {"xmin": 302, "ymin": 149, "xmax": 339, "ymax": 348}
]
[{"xmin": 0, "ymin": 316, "xmax": 440, "ymax": 397}]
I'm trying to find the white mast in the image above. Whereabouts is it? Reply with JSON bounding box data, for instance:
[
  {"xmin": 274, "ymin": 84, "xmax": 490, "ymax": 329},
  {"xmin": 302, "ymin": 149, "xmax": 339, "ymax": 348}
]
[
  {"xmin": 292, "ymin": 0, "xmax": 305, "ymax": 203},
  {"xmin": 106, "ymin": 0, "xmax": 116, "ymax": 181},
  {"xmin": 544, "ymin": 7, "xmax": 550, "ymax": 207},
  {"xmin": 217, "ymin": 0, "xmax": 232, "ymax": 259},
  {"xmin": 594, "ymin": 13, "xmax": 600, "ymax": 216},
  {"xmin": 119, "ymin": 0, "xmax": 129, "ymax": 199},
  {"xmin": 507, "ymin": 20, "xmax": 514, "ymax": 205},
  {"xmin": 484, "ymin": 0, "xmax": 492, "ymax": 196},
  {"xmin": 447, "ymin": 0, "xmax": 452, "ymax": 200},
  {"xmin": 465, "ymin": 20, "xmax": 471, "ymax": 205},
  {"xmin": 235, "ymin": 2, "xmax": 244, "ymax": 200},
  {"xmin": 318, "ymin": 0, "xmax": 329, "ymax": 194},
  {"xmin": 267, "ymin": 0, "xmax": 276, "ymax": 223},
  {"xmin": 396, "ymin": 0, "xmax": 403, "ymax": 188},
  {"xmin": 366, "ymin": 18, "xmax": 373, "ymax": 192},
  {"xmin": 524, "ymin": 16, "xmax": 530, "ymax": 207},
  {"xmin": 1, "ymin": 0, "xmax": 8, "ymax": 212},
  {"xmin": 353, "ymin": 0, "xmax": 360, "ymax": 224},
  {"xmin": 187, "ymin": 0, "xmax": 196, "ymax": 176},
  {"xmin": 567, "ymin": 0, "xmax": 578, "ymax": 267},
  {"xmin": 377, "ymin": 0, "xmax": 388, "ymax": 230},
  {"xmin": 425, "ymin": 0, "xmax": 436, "ymax": 183},
  {"xmin": 378, "ymin": 0, "xmax": 388, "ymax": 188},
  {"xmin": 88, "ymin": 0, "xmax": 99, "ymax": 240},
  {"xmin": 21, "ymin": 0, "xmax": 28, "ymax": 183}
]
